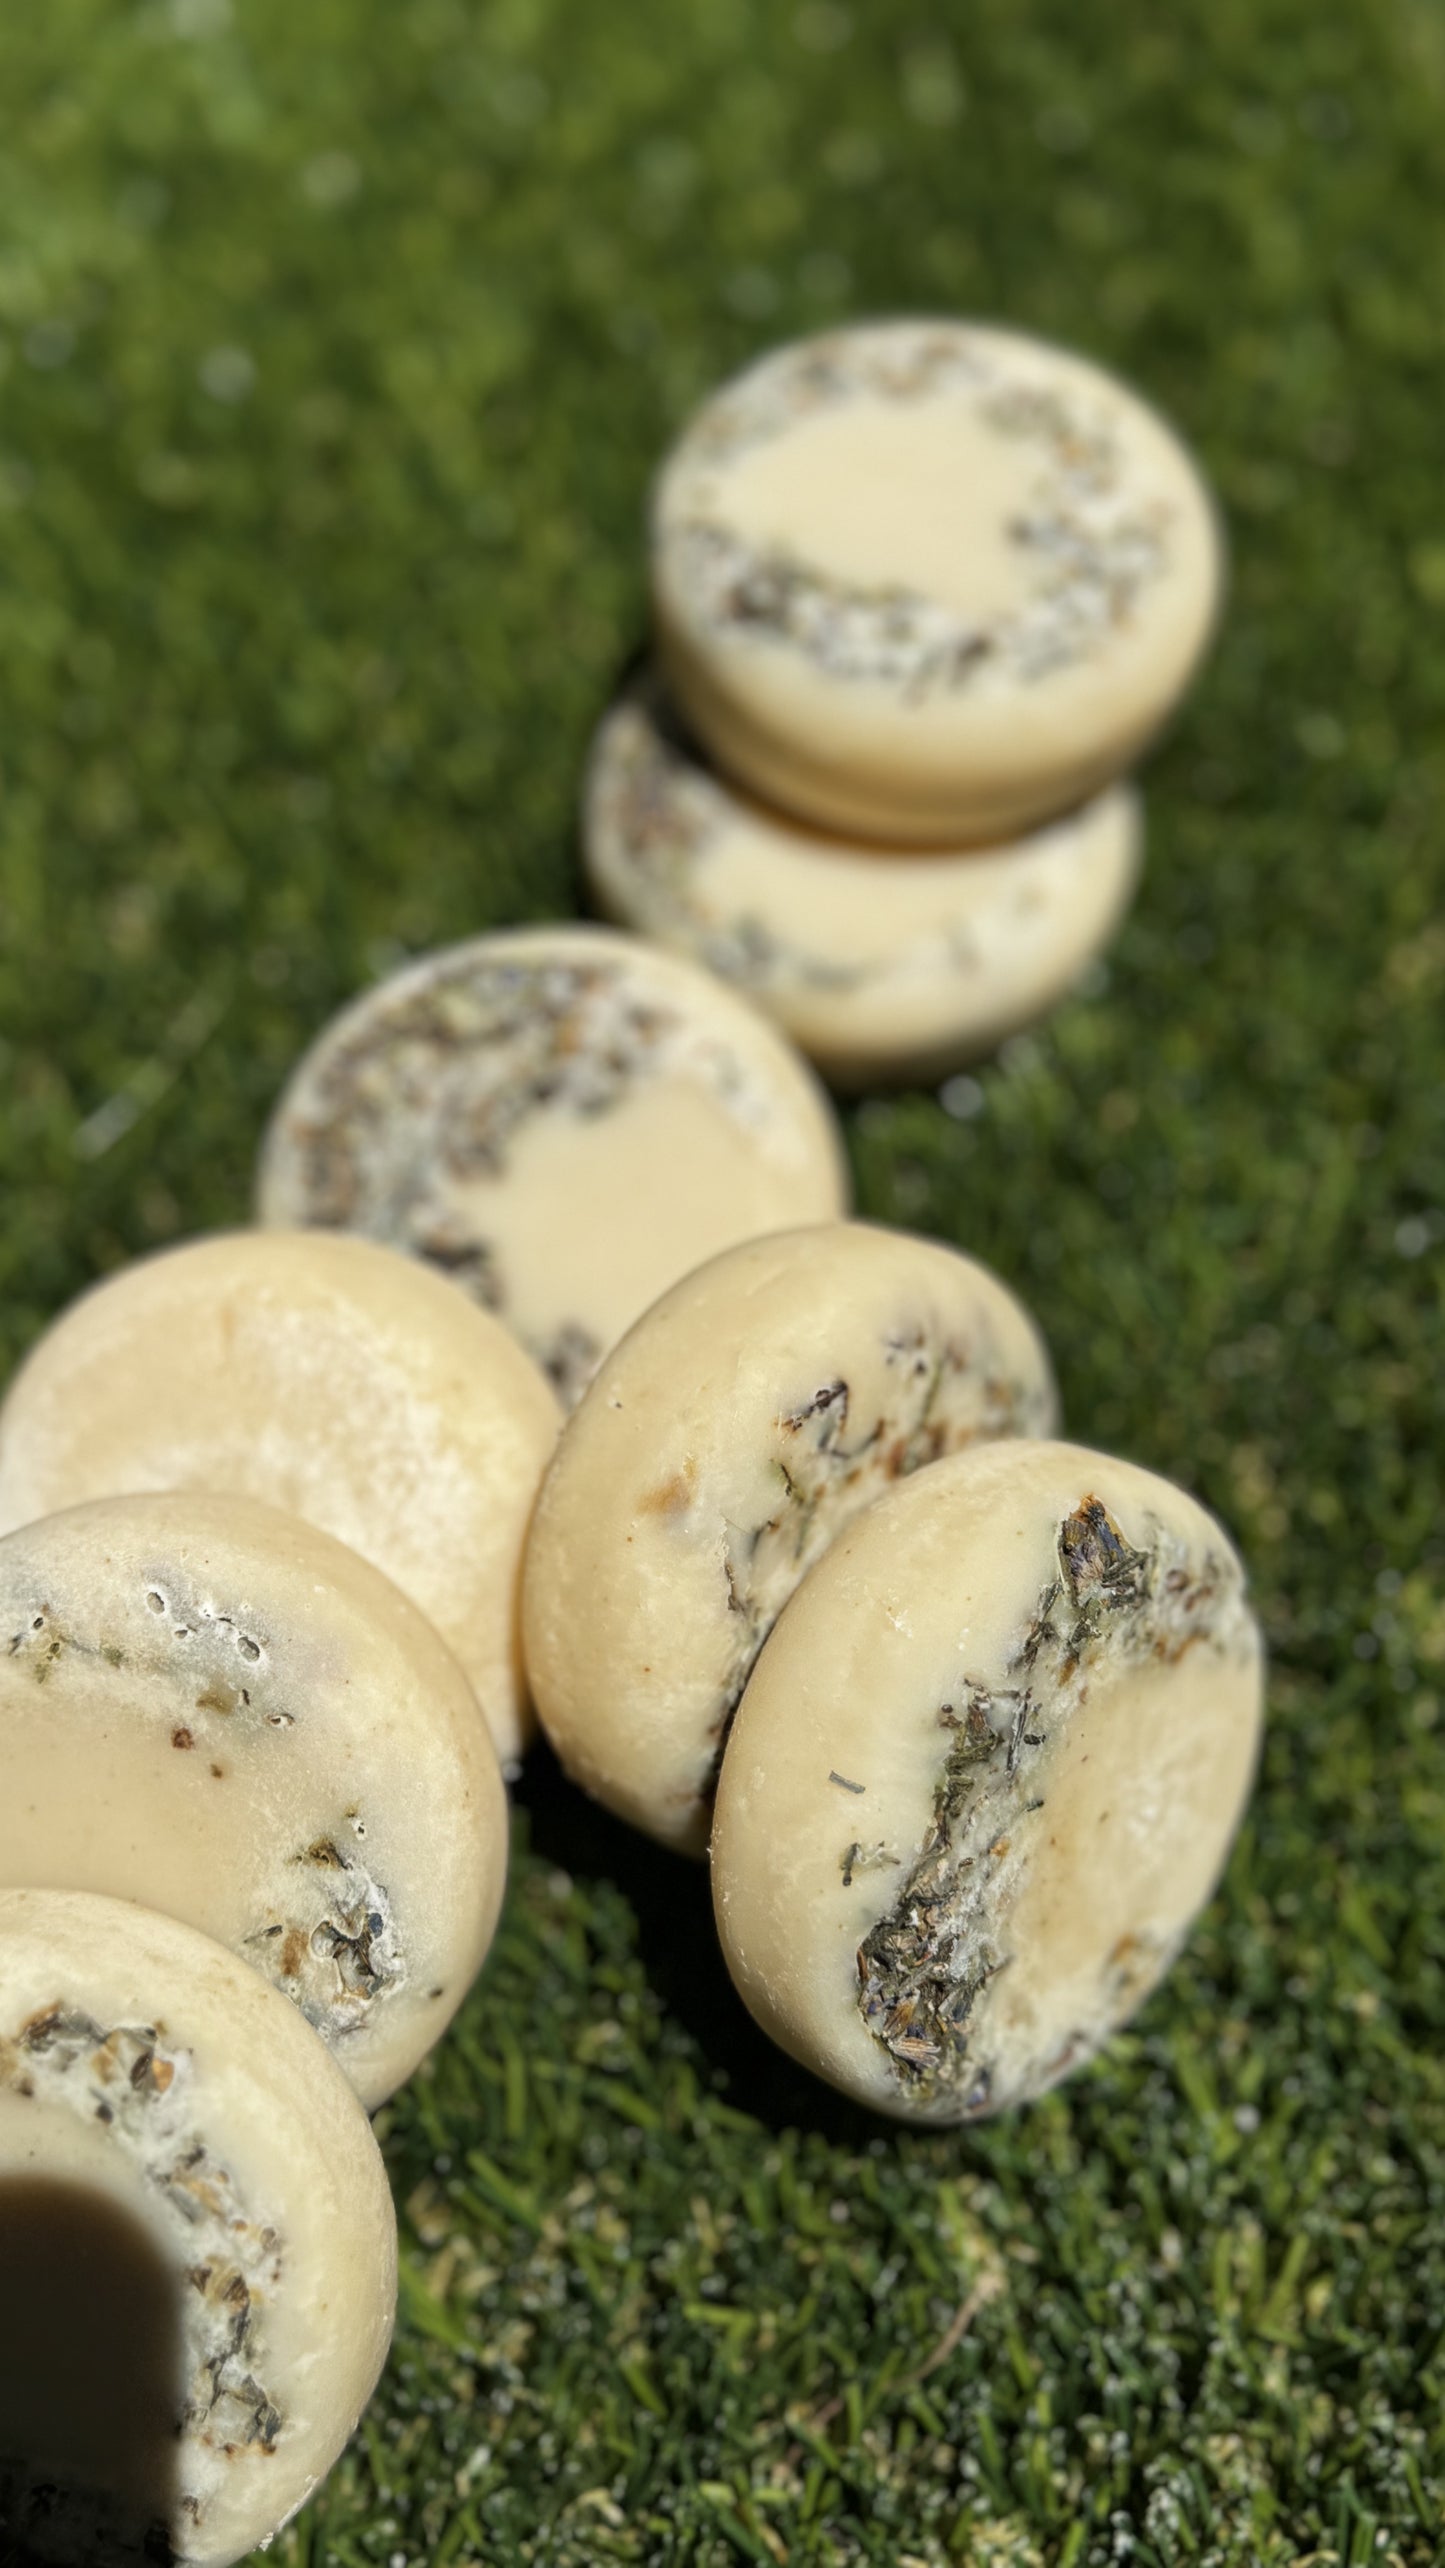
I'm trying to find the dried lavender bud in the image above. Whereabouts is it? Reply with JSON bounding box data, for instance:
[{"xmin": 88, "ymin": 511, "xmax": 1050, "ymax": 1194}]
[
  {"xmin": 712, "ymin": 1441, "xmax": 1263, "ymax": 2121},
  {"xmin": 0, "ymin": 1492, "xmax": 508, "ymax": 2108},
  {"xmin": 0, "ymin": 1887, "xmax": 395, "ymax": 2568},
  {"xmin": 652, "ymin": 320, "xmax": 1222, "ymax": 845},
  {"xmin": 0, "ymin": 1229, "xmax": 560, "ymax": 1769},
  {"xmin": 523, "ymin": 1223, "xmax": 1057, "ymax": 1855},
  {"xmin": 584, "ymin": 671, "xmax": 1142, "ymax": 1089},
  {"xmin": 255, "ymin": 924, "xmax": 849, "ymax": 1406}
]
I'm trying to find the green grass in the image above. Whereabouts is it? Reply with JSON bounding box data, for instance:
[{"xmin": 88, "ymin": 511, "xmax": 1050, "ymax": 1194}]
[{"xmin": 1, "ymin": 0, "xmax": 1443, "ymax": 2560}]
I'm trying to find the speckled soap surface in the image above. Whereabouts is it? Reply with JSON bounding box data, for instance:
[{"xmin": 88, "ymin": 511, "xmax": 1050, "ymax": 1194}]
[
  {"xmin": 585, "ymin": 674, "xmax": 1143, "ymax": 1086},
  {"xmin": 713, "ymin": 1440, "xmax": 1263, "ymax": 2123},
  {"xmin": 652, "ymin": 319, "xmax": 1222, "ymax": 844},
  {"xmin": 0, "ymin": 1492, "xmax": 509, "ymax": 2109},
  {"xmin": 256, "ymin": 924, "xmax": 850, "ymax": 1405}
]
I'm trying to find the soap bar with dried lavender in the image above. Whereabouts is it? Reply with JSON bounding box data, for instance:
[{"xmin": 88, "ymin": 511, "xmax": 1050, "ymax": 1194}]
[
  {"xmin": 255, "ymin": 923, "xmax": 850, "ymax": 1407},
  {"xmin": 0, "ymin": 1492, "xmax": 509, "ymax": 2108},
  {"xmin": 585, "ymin": 672, "xmax": 1143, "ymax": 1088},
  {"xmin": 0, "ymin": 1228, "xmax": 561, "ymax": 1770},
  {"xmin": 712, "ymin": 1440, "xmax": 1263, "ymax": 2121},
  {"xmin": 0, "ymin": 1886, "xmax": 395, "ymax": 2568},
  {"xmin": 651, "ymin": 320, "xmax": 1222, "ymax": 845},
  {"xmin": 523, "ymin": 1222, "xmax": 1057, "ymax": 1855}
]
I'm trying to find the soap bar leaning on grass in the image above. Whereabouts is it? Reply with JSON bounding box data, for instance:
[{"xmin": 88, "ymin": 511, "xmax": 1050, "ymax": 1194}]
[
  {"xmin": 712, "ymin": 1440, "xmax": 1263, "ymax": 2120},
  {"xmin": 652, "ymin": 319, "xmax": 1222, "ymax": 845},
  {"xmin": 256, "ymin": 923, "xmax": 850, "ymax": 1406},
  {"xmin": 585, "ymin": 673, "xmax": 1143, "ymax": 1087},
  {"xmin": 523, "ymin": 1223, "xmax": 1057, "ymax": 1854},
  {"xmin": 0, "ymin": 1492, "xmax": 509, "ymax": 2108},
  {"xmin": 0, "ymin": 1887, "xmax": 395, "ymax": 2568},
  {"xmin": 0, "ymin": 1228, "xmax": 561, "ymax": 1770}
]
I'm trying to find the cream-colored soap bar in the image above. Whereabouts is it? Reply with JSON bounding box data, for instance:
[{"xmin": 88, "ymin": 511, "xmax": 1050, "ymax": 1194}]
[
  {"xmin": 256, "ymin": 924, "xmax": 850, "ymax": 1407},
  {"xmin": 523, "ymin": 1223, "xmax": 1057, "ymax": 1855},
  {"xmin": 0, "ymin": 1493, "xmax": 508, "ymax": 2108},
  {"xmin": 0, "ymin": 1229, "xmax": 560, "ymax": 1770},
  {"xmin": 712, "ymin": 1441, "xmax": 1263, "ymax": 2121},
  {"xmin": 0, "ymin": 1888, "xmax": 395, "ymax": 2568},
  {"xmin": 652, "ymin": 320, "xmax": 1222, "ymax": 845},
  {"xmin": 585, "ymin": 676, "xmax": 1142, "ymax": 1088}
]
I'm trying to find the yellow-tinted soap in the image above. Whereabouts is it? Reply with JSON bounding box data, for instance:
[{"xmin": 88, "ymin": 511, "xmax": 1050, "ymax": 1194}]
[
  {"xmin": 256, "ymin": 924, "xmax": 850, "ymax": 1405},
  {"xmin": 712, "ymin": 1441, "xmax": 1263, "ymax": 2122},
  {"xmin": 653, "ymin": 320, "xmax": 1222, "ymax": 844},
  {"xmin": 0, "ymin": 1492, "xmax": 509, "ymax": 2109},
  {"xmin": 585, "ymin": 674, "xmax": 1142, "ymax": 1088}
]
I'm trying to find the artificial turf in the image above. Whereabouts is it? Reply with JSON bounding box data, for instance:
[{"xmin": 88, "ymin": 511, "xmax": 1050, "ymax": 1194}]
[{"xmin": 1, "ymin": 0, "xmax": 1443, "ymax": 2560}]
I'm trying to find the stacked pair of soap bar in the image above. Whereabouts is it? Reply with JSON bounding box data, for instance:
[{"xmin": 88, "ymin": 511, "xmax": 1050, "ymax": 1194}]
[
  {"xmin": 585, "ymin": 320, "xmax": 1223, "ymax": 1087},
  {"xmin": 0, "ymin": 1233, "xmax": 562, "ymax": 2567},
  {"xmin": 520, "ymin": 1221, "xmax": 1264, "ymax": 2124}
]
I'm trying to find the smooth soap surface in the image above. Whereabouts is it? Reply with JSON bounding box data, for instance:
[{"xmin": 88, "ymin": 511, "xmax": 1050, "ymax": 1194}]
[
  {"xmin": 712, "ymin": 1440, "xmax": 1263, "ymax": 2121},
  {"xmin": 652, "ymin": 320, "xmax": 1222, "ymax": 843},
  {"xmin": 0, "ymin": 1887, "xmax": 396, "ymax": 2568},
  {"xmin": 0, "ymin": 1229, "xmax": 560, "ymax": 1768},
  {"xmin": 256, "ymin": 924, "xmax": 850, "ymax": 1406},
  {"xmin": 523, "ymin": 1223, "xmax": 1057, "ymax": 1854},
  {"xmin": 585, "ymin": 675, "xmax": 1143, "ymax": 1086},
  {"xmin": 0, "ymin": 1492, "xmax": 509, "ymax": 2107}
]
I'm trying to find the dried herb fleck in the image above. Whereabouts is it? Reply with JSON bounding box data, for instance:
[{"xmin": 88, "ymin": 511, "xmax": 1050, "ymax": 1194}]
[
  {"xmin": 663, "ymin": 326, "xmax": 1175, "ymax": 700},
  {"xmin": 244, "ymin": 1825, "xmax": 403, "ymax": 2040},
  {"xmin": 854, "ymin": 1494, "xmax": 1248, "ymax": 2105},
  {"xmin": 704, "ymin": 1319, "xmax": 1049, "ymax": 1794},
  {"xmin": 262, "ymin": 947, "xmax": 788, "ymax": 1400}
]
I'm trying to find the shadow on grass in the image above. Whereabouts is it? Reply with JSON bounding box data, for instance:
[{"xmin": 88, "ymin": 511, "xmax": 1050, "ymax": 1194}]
[{"xmin": 518, "ymin": 1735, "xmax": 897, "ymax": 2152}]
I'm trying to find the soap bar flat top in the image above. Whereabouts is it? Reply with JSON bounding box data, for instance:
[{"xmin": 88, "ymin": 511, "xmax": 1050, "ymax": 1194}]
[
  {"xmin": 711, "ymin": 1440, "xmax": 1263, "ymax": 2122},
  {"xmin": 522, "ymin": 1222, "xmax": 1057, "ymax": 1855},
  {"xmin": 0, "ymin": 1228, "xmax": 560, "ymax": 1770},
  {"xmin": 0, "ymin": 1492, "xmax": 509, "ymax": 2108},
  {"xmin": 585, "ymin": 674, "xmax": 1142, "ymax": 1088},
  {"xmin": 0, "ymin": 1886, "xmax": 396, "ymax": 2568},
  {"xmin": 256, "ymin": 924, "xmax": 850, "ymax": 1406},
  {"xmin": 652, "ymin": 320, "xmax": 1222, "ymax": 843}
]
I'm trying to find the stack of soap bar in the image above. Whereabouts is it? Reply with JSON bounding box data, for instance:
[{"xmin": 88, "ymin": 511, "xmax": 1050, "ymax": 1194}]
[
  {"xmin": 651, "ymin": 319, "xmax": 1221, "ymax": 844},
  {"xmin": 711, "ymin": 1440, "xmax": 1264, "ymax": 2123},
  {"xmin": 524, "ymin": 1221, "xmax": 1057, "ymax": 1853},
  {"xmin": 587, "ymin": 318, "xmax": 1222, "ymax": 1082},
  {"xmin": 0, "ymin": 1228, "xmax": 562, "ymax": 1770},
  {"xmin": 0, "ymin": 1887, "xmax": 396, "ymax": 2568},
  {"xmin": 256, "ymin": 923, "xmax": 849, "ymax": 1404}
]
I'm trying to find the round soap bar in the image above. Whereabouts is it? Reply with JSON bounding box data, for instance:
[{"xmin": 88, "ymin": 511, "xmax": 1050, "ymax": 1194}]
[
  {"xmin": 0, "ymin": 1887, "xmax": 395, "ymax": 2568},
  {"xmin": 584, "ymin": 675, "xmax": 1143, "ymax": 1088},
  {"xmin": 523, "ymin": 1223, "xmax": 1057, "ymax": 1856},
  {"xmin": 652, "ymin": 320, "xmax": 1222, "ymax": 844},
  {"xmin": 712, "ymin": 1441, "xmax": 1263, "ymax": 2122},
  {"xmin": 0, "ymin": 1492, "xmax": 509, "ymax": 2108},
  {"xmin": 256, "ymin": 924, "xmax": 850, "ymax": 1407},
  {"xmin": 0, "ymin": 1229, "xmax": 560, "ymax": 1771}
]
